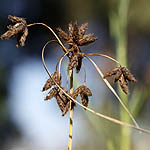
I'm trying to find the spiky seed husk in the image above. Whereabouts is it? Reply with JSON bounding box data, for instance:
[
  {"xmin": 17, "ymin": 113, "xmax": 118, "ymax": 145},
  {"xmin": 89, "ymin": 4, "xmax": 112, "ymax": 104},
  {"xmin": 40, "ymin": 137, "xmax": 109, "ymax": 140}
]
[
  {"xmin": 68, "ymin": 23, "xmax": 74, "ymax": 38},
  {"xmin": 78, "ymin": 33, "xmax": 98, "ymax": 46},
  {"xmin": 62, "ymin": 101, "xmax": 70, "ymax": 116},
  {"xmin": 72, "ymin": 85, "xmax": 92, "ymax": 108},
  {"xmin": 56, "ymin": 94, "xmax": 66, "ymax": 115},
  {"xmin": 80, "ymin": 85, "xmax": 92, "ymax": 96},
  {"xmin": 114, "ymin": 71, "xmax": 122, "ymax": 82},
  {"xmin": 42, "ymin": 72, "xmax": 61, "ymax": 91},
  {"xmin": 119, "ymin": 74, "xmax": 128, "ymax": 94},
  {"xmin": 121, "ymin": 67, "xmax": 137, "ymax": 82},
  {"xmin": 76, "ymin": 54, "xmax": 83, "ymax": 73},
  {"xmin": 78, "ymin": 22, "xmax": 88, "ymax": 39},
  {"xmin": 103, "ymin": 67, "xmax": 121, "ymax": 79},
  {"xmin": 57, "ymin": 21, "xmax": 97, "ymax": 47},
  {"xmin": 45, "ymin": 87, "xmax": 58, "ymax": 100},
  {"xmin": 68, "ymin": 53, "xmax": 83, "ymax": 73},
  {"xmin": 58, "ymin": 88, "xmax": 70, "ymax": 104},
  {"xmin": 68, "ymin": 55, "xmax": 78, "ymax": 71},
  {"xmin": 72, "ymin": 21, "xmax": 79, "ymax": 43},
  {"xmin": 1, "ymin": 15, "xmax": 28, "ymax": 47},
  {"xmin": 8, "ymin": 15, "xmax": 26, "ymax": 24},
  {"xmin": 81, "ymin": 93, "xmax": 89, "ymax": 109},
  {"xmin": 73, "ymin": 85, "xmax": 92, "ymax": 97},
  {"xmin": 16, "ymin": 27, "xmax": 28, "ymax": 47},
  {"xmin": 56, "ymin": 88, "xmax": 71, "ymax": 116},
  {"xmin": 57, "ymin": 27, "xmax": 69, "ymax": 41},
  {"xmin": 104, "ymin": 66, "xmax": 137, "ymax": 94}
]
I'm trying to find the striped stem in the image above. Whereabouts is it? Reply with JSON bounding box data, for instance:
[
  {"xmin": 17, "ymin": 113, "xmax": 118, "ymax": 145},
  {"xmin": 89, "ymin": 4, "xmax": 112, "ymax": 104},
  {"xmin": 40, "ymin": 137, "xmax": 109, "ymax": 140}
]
[{"xmin": 68, "ymin": 69, "xmax": 74, "ymax": 150}]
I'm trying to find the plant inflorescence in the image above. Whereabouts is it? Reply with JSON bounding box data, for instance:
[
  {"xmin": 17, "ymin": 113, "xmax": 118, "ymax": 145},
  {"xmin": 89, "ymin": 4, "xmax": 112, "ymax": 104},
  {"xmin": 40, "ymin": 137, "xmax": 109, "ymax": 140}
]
[{"xmin": 1, "ymin": 15, "xmax": 150, "ymax": 150}]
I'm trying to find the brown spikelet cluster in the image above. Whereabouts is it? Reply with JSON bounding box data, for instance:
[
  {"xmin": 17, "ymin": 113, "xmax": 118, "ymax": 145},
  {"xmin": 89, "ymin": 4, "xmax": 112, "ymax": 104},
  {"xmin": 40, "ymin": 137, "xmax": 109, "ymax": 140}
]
[
  {"xmin": 104, "ymin": 66, "xmax": 137, "ymax": 94},
  {"xmin": 57, "ymin": 21, "xmax": 97, "ymax": 47},
  {"xmin": 72, "ymin": 85, "xmax": 92, "ymax": 109},
  {"xmin": 42, "ymin": 72, "xmax": 62, "ymax": 91},
  {"xmin": 68, "ymin": 53, "xmax": 84, "ymax": 73},
  {"xmin": 57, "ymin": 21, "xmax": 97, "ymax": 73},
  {"xmin": 42, "ymin": 72, "xmax": 71, "ymax": 116},
  {"xmin": 1, "ymin": 15, "xmax": 28, "ymax": 47}
]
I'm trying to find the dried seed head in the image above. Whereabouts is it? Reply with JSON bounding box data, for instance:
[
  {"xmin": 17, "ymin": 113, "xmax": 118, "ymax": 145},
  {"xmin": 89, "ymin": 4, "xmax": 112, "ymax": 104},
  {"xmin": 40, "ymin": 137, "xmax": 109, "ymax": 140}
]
[
  {"xmin": 73, "ymin": 85, "xmax": 92, "ymax": 97},
  {"xmin": 56, "ymin": 27, "xmax": 69, "ymax": 41},
  {"xmin": 62, "ymin": 101, "xmax": 70, "ymax": 116},
  {"xmin": 56, "ymin": 94, "xmax": 66, "ymax": 115},
  {"xmin": 68, "ymin": 53, "xmax": 83, "ymax": 73},
  {"xmin": 1, "ymin": 15, "xmax": 28, "ymax": 47},
  {"xmin": 42, "ymin": 72, "xmax": 61, "ymax": 91},
  {"xmin": 114, "ymin": 71, "xmax": 122, "ymax": 82},
  {"xmin": 119, "ymin": 74, "xmax": 128, "ymax": 94},
  {"xmin": 57, "ymin": 21, "xmax": 97, "ymax": 47},
  {"xmin": 16, "ymin": 27, "xmax": 28, "ymax": 47},
  {"xmin": 121, "ymin": 67, "xmax": 137, "ymax": 82},
  {"xmin": 68, "ymin": 55, "xmax": 78, "ymax": 71},
  {"xmin": 68, "ymin": 23, "xmax": 74, "ymax": 38},
  {"xmin": 78, "ymin": 22, "xmax": 88, "ymax": 39},
  {"xmin": 104, "ymin": 66, "xmax": 137, "ymax": 94},
  {"xmin": 103, "ymin": 67, "xmax": 121, "ymax": 79},
  {"xmin": 55, "ymin": 87, "xmax": 71, "ymax": 116},
  {"xmin": 78, "ymin": 33, "xmax": 98, "ymax": 46},
  {"xmin": 72, "ymin": 85, "xmax": 92, "ymax": 108},
  {"xmin": 72, "ymin": 21, "xmax": 79, "ymax": 43},
  {"xmin": 45, "ymin": 87, "xmax": 58, "ymax": 100},
  {"xmin": 81, "ymin": 93, "xmax": 89, "ymax": 109},
  {"xmin": 8, "ymin": 15, "xmax": 26, "ymax": 24},
  {"xmin": 76, "ymin": 54, "xmax": 83, "ymax": 73}
]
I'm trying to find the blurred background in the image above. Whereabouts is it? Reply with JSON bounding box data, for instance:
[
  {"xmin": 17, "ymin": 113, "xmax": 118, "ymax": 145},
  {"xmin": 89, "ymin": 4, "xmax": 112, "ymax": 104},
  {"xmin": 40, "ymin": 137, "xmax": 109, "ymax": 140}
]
[{"xmin": 0, "ymin": 0, "xmax": 150, "ymax": 150}]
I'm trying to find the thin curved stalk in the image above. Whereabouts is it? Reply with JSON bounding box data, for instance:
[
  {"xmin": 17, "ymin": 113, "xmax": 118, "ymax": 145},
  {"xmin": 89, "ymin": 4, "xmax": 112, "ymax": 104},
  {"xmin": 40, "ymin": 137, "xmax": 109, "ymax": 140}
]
[
  {"xmin": 85, "ymin": 53, "xmax": 121, "ymax": 65},
  {"xmin": 85, "ymin": 55, "xmax": 139, "ymax": 128},
  {"xmin": 56, "ymin": 49, "xmax": 71, "ymax": 73},
  {"xmin": 27, "ymin": 22, "xmax": 68, "ymax": 53},
  {"xmin": 41, "ymin": 40, "xmax": 150, "ymax": 135}
]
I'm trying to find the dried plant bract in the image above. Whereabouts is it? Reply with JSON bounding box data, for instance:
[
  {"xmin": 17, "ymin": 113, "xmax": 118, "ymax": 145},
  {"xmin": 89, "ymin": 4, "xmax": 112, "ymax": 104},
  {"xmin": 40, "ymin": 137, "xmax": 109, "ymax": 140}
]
[
  {"xmin": 104, "ymin": 66, "xmax": 137, "ymax": 94},
  {"xmin": 1, "ymin": 15, "xmax": 28, "ymax": 47},
  {"xmin": 42, "ymin": 72, "xmax": 61, "ymax": 91},
  {"xmin": 57, "ymin": 21, "xmax": 97, "ymax": 73},
  {"xmin": 72, "ymin": 85, "xmax": 92, "ymax": 109}
]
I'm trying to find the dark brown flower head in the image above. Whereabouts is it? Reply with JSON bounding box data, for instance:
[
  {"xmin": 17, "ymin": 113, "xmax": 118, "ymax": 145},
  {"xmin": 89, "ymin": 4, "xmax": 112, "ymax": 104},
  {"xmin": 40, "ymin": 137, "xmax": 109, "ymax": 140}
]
[
  {"xmin": 56, "ymin": 88, "xmax": 71, "ymax": 116},
  {"xmin": 103, "ymin": 66, "xmax": 137, "ymax": 94},
  {"xmin": 42, "ymin": 72, "xmax": 61, "ymax": 91},
  {"xmin": 45, "ymin": 87, "xmax": 58, "ymax": 100},
  {"xmin": 44, "ymin": 85, "xmax": 72, "ymax": 116},
  {"xmin": 1, "ymin": 15, "xmax": 28, "ymax": 47},
  {"xmin": 119, "ymin": 74, "xmax": 128, "ymax": 94},
  {"xmin": 121, "ymin": 67, "xmax": 137, "ymax": 82},
  {"xmin": 68, "ymin": 53, "xmax": 83, "ymax": 73},
  {"xmin": 80, "ymin": 93, "xmax": 89, "ymax": 108},
  {"xmin": 57, "ymin": 21, "xmax": 98, "ymax": 47},
  {"xmin": 72, "ymin": 85, "xmax": 92, "ymax": 109}
]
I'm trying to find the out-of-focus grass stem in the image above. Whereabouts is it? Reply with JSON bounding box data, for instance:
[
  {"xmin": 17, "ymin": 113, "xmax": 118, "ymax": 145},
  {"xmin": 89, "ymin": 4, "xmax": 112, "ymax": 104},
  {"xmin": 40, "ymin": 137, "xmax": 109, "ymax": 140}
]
[{"xmin": 109, "ymin": 0, "xmax": 131, "ymax": 150}]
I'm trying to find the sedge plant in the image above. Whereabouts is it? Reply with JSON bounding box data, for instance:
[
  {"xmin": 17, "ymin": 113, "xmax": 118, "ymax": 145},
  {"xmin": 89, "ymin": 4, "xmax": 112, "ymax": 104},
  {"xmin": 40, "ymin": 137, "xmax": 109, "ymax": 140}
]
[{"xmin": 1, "ymin": 15, "xmax": 150, "ymax": 150}]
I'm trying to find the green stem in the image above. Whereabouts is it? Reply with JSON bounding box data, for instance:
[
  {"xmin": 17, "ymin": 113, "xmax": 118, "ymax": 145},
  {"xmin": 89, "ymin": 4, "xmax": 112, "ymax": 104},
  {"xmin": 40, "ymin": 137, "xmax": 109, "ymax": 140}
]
[{"xmin": 109, "ymin": 0, "xmax": 131, "ymax": 149}]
